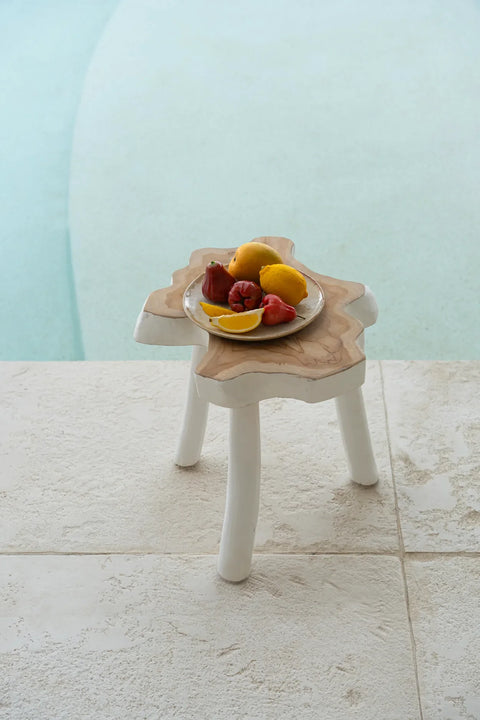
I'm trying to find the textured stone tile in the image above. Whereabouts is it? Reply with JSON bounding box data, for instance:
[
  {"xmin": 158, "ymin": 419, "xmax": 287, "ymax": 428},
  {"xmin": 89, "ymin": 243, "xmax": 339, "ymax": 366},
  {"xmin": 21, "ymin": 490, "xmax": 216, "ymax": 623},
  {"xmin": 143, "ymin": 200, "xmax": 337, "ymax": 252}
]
[
  {"xmin": 0, "ymin": 361, "xmax": 396, "ymax": 553},
  {"xmin": 406, "ymin": 557, "xmax": 480, "ymax": 719},
  {"xmin": 0, "ymin": 361, "xmax": 220, "ymax": 554},
  {"xmin": 256, "ymin": 361, "xmax": 397, "ymax": 552},
  {"xmin": 382, "ymin": 362, "xmax": 480, "ymax": 551},
  {"xmin": 0, "ymin": 554, "xmax": 419, "ymax": 720}
]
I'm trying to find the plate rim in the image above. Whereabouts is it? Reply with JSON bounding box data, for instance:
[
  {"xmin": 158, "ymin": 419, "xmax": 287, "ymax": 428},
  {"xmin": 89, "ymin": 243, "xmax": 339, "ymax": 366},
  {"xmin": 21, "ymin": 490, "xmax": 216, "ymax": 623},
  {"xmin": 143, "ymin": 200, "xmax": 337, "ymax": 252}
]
[{"xmin": 183, "ymin": 270, "xmax": 325, "ymax": 342}]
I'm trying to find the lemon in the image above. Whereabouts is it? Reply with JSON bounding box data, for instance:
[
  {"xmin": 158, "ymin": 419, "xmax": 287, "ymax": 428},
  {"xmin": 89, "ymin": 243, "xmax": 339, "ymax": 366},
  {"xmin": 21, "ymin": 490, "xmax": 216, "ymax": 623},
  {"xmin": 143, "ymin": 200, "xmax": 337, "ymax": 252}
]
[
  {"xmin": 199, "ymin": 301, "xmax": 236, "ymax": 317},
  {"xmin": 210, "ymin": 307, "xmax": 264, "ymax": 334},
  {"xmin": 259, "ymin": 264, "xmax": 308, "ymax": 306},
  {"xmin": 228, "ymin": 242, "xmax": 283, "ymax": 283}
]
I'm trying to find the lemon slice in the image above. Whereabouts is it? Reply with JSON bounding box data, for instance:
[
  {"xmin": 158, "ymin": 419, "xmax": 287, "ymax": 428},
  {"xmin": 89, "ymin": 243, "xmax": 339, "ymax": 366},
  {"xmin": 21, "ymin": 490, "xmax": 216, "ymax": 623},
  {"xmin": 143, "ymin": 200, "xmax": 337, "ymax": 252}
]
[
  {"xmin": 199, "ymin": 301, "xmax": 236, "ymax": 317},
  {"xmin": 210, "ymin": 307, "xmax": 264, "ymax": 334}
]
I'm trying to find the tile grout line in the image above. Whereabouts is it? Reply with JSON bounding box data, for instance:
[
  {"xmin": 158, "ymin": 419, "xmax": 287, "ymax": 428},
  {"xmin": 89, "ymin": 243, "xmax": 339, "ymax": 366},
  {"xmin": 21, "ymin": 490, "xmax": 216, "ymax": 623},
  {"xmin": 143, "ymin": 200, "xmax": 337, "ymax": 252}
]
[
  {"xmin": 0, "ymin": 550, "xmax": 478, "ymax": 557},
  {"xmin": 380, "ymin": 360, "xmax": 424, "ymax": 720},
  {"xmin": 0, "ymin": 550, "xmax": 399, "ymax": 558}
]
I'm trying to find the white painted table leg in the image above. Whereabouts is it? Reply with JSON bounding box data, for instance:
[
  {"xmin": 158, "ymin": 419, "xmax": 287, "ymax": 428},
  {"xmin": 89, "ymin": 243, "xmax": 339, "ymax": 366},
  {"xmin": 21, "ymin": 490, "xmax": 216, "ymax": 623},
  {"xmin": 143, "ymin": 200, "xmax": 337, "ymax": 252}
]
[
  {"xmin": 175, "ymin": 345, "xmax": 209, "ymax": 467},
  {"xmin": 218, "ymin": 403, "xmax": 261, "ymax": 582},
  {"xmin": 335, "ymin": 387, "xmax": 379, "ymax": 486}
]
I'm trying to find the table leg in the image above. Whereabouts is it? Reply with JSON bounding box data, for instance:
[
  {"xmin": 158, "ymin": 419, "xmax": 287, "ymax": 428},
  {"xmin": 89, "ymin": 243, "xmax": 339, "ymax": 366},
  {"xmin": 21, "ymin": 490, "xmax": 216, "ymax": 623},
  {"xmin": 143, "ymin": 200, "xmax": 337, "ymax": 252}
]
[
  {"xmin": 218, "ymin": 403, "xmax": 261, "ymax": 582},
  {"xmin": 335, "ymin": 387, "xmax": 379, "ymax": 486},
  {"xmin": 175, "ymin": 345, "xmax": 209, "ymax": 467}
]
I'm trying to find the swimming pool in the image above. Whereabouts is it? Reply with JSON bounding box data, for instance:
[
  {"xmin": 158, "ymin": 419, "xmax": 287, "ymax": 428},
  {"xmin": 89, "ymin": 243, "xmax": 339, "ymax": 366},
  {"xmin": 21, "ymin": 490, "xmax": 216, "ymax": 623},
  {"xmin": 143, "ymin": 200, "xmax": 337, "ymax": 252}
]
[{"xmin": 2, "ymin": 0, "xmax": 479, "ymax": 361}]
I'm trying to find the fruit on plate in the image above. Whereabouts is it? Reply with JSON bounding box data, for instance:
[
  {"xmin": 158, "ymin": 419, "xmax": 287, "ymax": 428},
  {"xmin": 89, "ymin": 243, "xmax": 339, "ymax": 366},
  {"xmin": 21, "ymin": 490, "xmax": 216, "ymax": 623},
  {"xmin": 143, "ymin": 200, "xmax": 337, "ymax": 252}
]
[
  {"xmin": 259, "ymin": 264, "xmax": 308, "ymax": 306},
  {"xmin": 228, "ymin": 242, "xmax": 283, "ymax": 283},
  {"xmin": 228, "ymin": 280, "xmax": 263, "ymax": 312},
  {"xmin": 202, "ymin": 261, "xmax": 236, "ymax": 303},
  {"xmin": 199, "ymin": 301, "xmax": 236, "ymax": 317},
  {"xmin": 260, "ymin": 294, "xmax": 297, "ymax": 325},
  {"xmin": 210, "ymin": 307, "xmax": 265, "ymax": 334}
]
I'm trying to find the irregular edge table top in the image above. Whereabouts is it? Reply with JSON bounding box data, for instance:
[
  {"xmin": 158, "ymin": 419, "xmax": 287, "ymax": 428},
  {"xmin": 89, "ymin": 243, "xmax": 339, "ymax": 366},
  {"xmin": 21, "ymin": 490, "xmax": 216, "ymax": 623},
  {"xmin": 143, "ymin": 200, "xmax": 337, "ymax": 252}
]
[{"xmin": 138, "ymin": 237, "xmax": 375, "ymax": 383}]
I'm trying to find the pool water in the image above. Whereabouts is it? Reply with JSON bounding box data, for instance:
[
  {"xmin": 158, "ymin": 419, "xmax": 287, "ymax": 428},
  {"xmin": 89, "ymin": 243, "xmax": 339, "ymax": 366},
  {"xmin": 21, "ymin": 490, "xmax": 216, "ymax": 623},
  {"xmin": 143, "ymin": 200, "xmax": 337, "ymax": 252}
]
[{"xmin": 2, "ymin": 0, "xmax": 479, "ymax": 361}]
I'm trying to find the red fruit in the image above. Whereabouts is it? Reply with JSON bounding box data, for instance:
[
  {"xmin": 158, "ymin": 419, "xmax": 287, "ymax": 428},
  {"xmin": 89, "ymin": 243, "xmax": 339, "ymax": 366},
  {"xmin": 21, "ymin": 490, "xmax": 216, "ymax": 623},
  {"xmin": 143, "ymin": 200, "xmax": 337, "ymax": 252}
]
[
  {"xmin": 260, "ymin": 294, "xmax": 296, "ymax": 325},
  {"xmin": 202, "ymin": 261, "xmax": 236, "ymax": 303},
  {"xmin": 228, "ymin": 281, "xmax": 263, "ymax": 312}
]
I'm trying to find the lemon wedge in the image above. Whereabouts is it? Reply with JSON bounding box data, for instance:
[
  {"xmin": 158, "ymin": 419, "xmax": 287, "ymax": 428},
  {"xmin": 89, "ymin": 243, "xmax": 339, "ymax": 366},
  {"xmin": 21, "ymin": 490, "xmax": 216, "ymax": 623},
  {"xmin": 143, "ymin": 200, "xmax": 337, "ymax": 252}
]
[
  {"xmin": 199, "ymin": 301, "xmax": 236, "ymax": 317},
  {"xmin": 210, "ymin": 307, "xmax": 264, "ymax": 334}
]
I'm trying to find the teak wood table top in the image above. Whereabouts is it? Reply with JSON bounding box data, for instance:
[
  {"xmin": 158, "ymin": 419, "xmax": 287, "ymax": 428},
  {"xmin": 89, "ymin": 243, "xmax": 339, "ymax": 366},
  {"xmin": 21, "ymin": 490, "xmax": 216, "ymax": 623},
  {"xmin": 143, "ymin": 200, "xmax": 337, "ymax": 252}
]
[{"xmin": 140, "ymin": 237, "xmax": 372, "ymax": 384}]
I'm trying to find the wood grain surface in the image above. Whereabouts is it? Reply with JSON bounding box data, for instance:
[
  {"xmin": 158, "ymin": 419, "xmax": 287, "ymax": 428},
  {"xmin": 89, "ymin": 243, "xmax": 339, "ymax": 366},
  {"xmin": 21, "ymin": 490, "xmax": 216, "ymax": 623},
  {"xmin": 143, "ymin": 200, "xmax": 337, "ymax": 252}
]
[
  {"xmin": 143, "ymin": 237, "xmax": 366, "ymax": 381},
  {"xmin": 144, "ymin": 246, "xmax": 237, "ymax": 318}
]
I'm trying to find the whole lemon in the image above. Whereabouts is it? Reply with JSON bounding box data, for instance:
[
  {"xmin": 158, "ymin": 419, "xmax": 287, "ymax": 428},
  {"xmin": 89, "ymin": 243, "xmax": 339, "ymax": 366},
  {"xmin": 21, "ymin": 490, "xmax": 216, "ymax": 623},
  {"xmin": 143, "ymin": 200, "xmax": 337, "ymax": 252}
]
[
  {"xmin": 228, "ymin": 242, "xmax": 283, "ymax": 283},
  {"xmin": 259, "ymin": 264, "xmax": 308, "ymax": 306}
]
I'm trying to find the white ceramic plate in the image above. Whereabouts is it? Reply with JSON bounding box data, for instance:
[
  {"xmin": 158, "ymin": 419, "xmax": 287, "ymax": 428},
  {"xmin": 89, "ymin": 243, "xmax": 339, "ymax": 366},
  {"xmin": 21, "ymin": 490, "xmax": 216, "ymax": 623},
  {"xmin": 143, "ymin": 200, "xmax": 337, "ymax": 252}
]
[{"xmin": 183, "ymin": 272, "xmax": 325, "ymax": 341}]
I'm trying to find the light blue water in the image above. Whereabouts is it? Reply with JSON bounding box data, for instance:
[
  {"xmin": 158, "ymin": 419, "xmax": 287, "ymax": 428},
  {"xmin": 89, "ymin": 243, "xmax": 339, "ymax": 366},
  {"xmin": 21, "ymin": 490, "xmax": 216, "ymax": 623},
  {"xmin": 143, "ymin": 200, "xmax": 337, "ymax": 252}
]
[
  {"xmin": 0, "ymin": 0, "xmax": 118, "ymax": 360},
  {"xmin": 2, "ymin": 1, "xmax": 480, "ymax": 361}
]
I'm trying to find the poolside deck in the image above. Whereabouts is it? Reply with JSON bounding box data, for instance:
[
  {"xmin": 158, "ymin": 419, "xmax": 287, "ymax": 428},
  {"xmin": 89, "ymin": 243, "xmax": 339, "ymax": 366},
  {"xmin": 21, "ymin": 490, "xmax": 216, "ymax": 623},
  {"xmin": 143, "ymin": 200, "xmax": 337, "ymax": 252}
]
[{"xmin": 1, "ymin": 360, "xmax": 479, "ymax": 718}]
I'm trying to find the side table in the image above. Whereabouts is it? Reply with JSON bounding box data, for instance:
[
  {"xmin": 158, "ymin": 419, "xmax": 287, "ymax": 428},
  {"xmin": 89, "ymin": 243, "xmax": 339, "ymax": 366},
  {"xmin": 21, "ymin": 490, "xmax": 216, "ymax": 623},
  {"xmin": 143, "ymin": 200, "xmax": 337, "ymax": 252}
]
[{"xmin": 134, "ymin": 237, "xmax": 379, "ymax": 582}]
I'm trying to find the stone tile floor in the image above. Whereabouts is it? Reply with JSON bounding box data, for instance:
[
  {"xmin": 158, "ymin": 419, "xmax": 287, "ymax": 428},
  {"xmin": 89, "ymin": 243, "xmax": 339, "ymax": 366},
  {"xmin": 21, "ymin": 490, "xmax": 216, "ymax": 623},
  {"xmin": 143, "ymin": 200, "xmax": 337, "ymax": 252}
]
[{"xmin": 0, "ymin": 360, "xmax": 478, "ymax": 719}]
